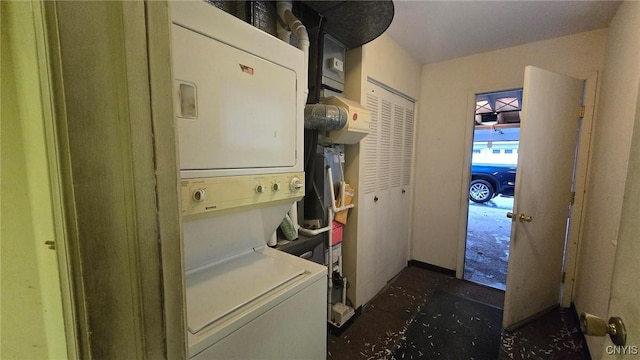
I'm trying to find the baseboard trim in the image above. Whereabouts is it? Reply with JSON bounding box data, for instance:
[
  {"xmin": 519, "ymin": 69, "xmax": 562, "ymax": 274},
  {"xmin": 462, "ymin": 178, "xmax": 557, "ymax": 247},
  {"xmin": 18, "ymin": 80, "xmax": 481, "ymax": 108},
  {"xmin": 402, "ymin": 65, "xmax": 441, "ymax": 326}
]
[{"xmin": 408, "ymin": 260, "xmax": 456, "ymax": 277}]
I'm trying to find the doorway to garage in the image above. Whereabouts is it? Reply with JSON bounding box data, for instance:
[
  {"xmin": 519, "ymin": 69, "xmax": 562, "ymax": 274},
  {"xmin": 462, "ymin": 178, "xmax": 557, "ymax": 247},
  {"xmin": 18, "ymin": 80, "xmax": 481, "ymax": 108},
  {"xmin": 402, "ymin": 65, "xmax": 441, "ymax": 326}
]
[{"xmin": 464, "ymin": 89, "xmax": 522, "ymax": 290}]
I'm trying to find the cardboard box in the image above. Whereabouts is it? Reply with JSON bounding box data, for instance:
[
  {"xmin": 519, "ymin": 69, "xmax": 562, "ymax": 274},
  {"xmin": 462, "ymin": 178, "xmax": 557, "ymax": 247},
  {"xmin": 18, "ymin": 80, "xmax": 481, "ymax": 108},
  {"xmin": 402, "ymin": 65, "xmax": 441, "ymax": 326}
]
[{"xmin": 334, "ymin": 183, "xmax": 354, "ymax": 224}]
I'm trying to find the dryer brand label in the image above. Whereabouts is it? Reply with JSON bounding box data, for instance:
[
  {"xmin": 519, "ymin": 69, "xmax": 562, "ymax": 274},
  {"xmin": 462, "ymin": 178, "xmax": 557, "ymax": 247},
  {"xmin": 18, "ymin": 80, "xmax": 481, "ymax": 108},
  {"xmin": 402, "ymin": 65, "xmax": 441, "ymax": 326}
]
[{"xmin": 239, "ymin": 64, "xmax": 254, "ymax": 75}]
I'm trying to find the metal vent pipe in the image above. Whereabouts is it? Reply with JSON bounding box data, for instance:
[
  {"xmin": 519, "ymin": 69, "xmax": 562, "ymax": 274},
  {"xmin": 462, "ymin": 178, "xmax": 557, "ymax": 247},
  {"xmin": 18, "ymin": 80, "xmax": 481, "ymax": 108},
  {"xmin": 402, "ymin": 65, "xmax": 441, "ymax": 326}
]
[{"xmin": 304, "ymin": 104, "xmax": 348, "ymax": 131}]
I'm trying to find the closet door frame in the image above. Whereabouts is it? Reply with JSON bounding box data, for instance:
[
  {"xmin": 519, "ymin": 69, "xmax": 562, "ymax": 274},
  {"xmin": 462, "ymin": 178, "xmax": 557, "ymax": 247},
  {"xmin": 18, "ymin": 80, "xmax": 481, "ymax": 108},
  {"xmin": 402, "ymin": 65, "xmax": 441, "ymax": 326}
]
[{"xmin": 363, "ymin": 78, "xmax": 417, "ymax": 289}]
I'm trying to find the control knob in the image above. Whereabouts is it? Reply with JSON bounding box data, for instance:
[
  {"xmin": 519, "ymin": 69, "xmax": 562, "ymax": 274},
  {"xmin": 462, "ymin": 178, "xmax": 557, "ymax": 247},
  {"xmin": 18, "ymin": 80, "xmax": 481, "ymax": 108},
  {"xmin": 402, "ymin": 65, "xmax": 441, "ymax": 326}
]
[
  {"xmin": 290, "ymin": 177, "xmax": 303, "ymax": 192},
  {"xmin": 192, "ymin": 189, "xmax": 207, "ymax": 202},
  {"xmin": 255, "ymin": 184, "xmax": 265, "ymax": 194}
]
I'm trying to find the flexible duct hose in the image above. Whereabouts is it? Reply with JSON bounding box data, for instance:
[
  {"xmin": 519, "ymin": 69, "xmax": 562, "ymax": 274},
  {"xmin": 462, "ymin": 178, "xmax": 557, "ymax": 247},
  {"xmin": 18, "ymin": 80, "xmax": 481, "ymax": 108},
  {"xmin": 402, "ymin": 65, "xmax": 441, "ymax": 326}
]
[{"xmin": 304, "ymin": 104, "xmax": 348, "ymax": 131}]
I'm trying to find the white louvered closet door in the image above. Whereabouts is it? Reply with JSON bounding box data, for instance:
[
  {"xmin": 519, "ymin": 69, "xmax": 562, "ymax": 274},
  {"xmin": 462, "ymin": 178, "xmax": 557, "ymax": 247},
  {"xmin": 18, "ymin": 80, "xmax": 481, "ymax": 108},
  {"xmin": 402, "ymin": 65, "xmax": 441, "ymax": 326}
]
[
  {"xmin": 358, "ymin": 90, "xmax": 381, "ymax": 304},
  {"xmin": 386, "ymin": 94, "xmax": 415, "ymax": 282},
  {"xmin": 359, "ymin": 81, "xmax": 416, "ymax": 304},
  {"xmin": 374, "ymin": 96, "xmax": 392, "ymax": 289}
]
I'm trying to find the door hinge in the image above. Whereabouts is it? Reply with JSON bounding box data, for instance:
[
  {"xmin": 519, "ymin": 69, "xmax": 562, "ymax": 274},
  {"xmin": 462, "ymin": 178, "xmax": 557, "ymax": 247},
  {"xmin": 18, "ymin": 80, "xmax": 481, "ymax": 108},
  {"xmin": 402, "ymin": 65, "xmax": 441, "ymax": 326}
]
[
  {"xmin": 579, "ymin": 106, "xmax": 586, "ymax": 118},
  {"xmin": 561, "ymin": 272, "xmax": 566, "ymax": 283},
  {"xmin": 570, "ymin": 191, "xmax": 576, "ymax": 204}
]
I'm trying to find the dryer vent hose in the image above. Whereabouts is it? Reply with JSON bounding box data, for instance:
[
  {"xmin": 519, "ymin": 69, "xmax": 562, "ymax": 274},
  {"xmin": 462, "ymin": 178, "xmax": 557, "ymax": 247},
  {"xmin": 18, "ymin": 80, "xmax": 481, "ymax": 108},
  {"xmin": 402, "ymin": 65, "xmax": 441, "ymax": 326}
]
[{"xmin": 304, "ymin": 104, "xmax": 348, "ymax": 131}]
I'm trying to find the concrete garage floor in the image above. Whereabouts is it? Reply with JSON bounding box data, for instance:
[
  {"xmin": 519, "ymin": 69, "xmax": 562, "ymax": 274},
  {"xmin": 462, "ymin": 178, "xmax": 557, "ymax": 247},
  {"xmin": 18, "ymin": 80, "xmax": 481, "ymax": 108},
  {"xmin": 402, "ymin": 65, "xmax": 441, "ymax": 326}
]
[{"xmin": 464, "ymin": 196, "xmax": 514, "ymax": 290}]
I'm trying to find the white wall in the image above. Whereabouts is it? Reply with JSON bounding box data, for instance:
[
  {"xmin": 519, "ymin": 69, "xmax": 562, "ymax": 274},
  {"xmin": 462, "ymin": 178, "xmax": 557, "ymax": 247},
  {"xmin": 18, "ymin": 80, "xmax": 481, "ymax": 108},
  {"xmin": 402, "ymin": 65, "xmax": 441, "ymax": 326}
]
[
  {"xmin": 573, "ymin": 1, "xmax": 640, "ymax": 355},
  {"xmin": 413, "ymin": 29, "xmax": 607, "ymax": 270}
]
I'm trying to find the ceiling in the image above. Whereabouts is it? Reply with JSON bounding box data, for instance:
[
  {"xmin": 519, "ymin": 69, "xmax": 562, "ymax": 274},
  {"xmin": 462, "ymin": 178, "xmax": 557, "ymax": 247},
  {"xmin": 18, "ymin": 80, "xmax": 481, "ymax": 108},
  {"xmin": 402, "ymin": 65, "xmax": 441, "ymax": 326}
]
[{"xmin": 385, "ymin": 0, "xmax": 622, "ymax": 65}]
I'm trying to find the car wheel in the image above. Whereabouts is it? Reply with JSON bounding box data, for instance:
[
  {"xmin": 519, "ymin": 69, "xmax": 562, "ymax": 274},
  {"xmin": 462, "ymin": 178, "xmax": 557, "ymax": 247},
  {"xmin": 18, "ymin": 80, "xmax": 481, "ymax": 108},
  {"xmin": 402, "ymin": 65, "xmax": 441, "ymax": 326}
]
[{"xmin": 469, "ymin": 179, "xmax": 494, "ymax": 203}]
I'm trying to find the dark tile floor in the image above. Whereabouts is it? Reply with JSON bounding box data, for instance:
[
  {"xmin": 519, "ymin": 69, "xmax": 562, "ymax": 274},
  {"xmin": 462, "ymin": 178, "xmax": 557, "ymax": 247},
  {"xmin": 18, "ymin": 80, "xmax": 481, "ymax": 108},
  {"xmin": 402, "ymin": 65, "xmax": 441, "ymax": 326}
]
[
  {"xmin": 327, "ymin": 265, "xmax": 590, "ymax": 360},
  {"xmin": 499, "ymin": 307, "xmax": 591, "ymax": 360}
]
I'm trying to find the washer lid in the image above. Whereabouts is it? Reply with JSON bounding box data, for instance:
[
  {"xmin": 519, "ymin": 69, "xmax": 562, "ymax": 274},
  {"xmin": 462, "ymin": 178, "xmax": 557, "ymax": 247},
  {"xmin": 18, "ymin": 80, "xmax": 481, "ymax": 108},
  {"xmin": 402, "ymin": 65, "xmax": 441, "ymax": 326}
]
[{"xmin": 185, "ymin": 250, "xmax": 305, "ymax": 334}]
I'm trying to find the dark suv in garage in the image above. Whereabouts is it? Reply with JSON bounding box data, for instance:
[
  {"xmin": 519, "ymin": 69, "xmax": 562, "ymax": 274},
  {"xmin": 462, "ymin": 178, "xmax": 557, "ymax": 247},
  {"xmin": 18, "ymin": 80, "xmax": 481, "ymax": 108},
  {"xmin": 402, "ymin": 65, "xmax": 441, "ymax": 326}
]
[{"xmin": 469, "ymin": 163, "xmax": 517, "ymax": 203}]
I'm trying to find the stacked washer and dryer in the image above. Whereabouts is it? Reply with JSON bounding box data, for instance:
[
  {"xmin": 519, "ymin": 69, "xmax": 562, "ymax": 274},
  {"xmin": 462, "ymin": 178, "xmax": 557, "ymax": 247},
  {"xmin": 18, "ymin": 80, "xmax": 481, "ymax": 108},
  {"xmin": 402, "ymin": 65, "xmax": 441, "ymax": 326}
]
[{"xmin": 171, "ymin": 2, "xmax": 326, "ymax": 359}]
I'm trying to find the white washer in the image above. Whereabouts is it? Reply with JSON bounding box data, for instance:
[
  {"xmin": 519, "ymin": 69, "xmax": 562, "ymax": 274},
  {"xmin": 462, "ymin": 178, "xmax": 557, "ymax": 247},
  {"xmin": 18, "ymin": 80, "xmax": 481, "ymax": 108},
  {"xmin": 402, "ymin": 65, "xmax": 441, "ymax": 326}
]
[
  {"xmin": 186, "ymin": 246, "xmax": 326, "ymax": 359},
  {"xmin": 181, "ymin": 184, "xmax": 326, "ymax": 359}
]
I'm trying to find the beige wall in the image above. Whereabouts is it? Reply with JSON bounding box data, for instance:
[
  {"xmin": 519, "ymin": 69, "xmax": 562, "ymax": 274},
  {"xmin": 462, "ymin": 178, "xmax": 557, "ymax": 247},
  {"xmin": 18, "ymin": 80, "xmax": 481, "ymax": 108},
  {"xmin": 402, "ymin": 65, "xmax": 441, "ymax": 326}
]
[
  {"xmin": 345, "ymin": 33, "xmax": 422, "ymax": 102},
  {"xmin": 361, "ymin": 33, "xmax": 422, "ymax": 100},
  {"xmin": 412, "ymin": 29, "xmax": 608, "ymax": 270},
  {"xmin": 600, "ymin": 64, "xmax": 640, "ymax": 360},
  {"xmin": 1, "ymin": 2, "xmax": 68, "ymax": 358},
  {"xmin": 574, "ymin": 1, "xmax": 640, "ymax": 355},
  {"xmin": 342, "ymin": 33, "xmax": 421, "ymax": 306}
]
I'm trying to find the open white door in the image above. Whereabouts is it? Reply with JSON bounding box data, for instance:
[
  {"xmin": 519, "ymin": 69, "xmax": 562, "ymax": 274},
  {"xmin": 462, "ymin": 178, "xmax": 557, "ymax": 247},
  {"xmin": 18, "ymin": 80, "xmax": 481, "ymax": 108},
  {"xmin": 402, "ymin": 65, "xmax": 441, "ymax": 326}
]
[
  {"xmin": 503, "ymin": 66, "xmax": 583, "ymax": 329},
  {"xmin": 599, "ymin": 86, "xmax": 640, "ymax": 358}
]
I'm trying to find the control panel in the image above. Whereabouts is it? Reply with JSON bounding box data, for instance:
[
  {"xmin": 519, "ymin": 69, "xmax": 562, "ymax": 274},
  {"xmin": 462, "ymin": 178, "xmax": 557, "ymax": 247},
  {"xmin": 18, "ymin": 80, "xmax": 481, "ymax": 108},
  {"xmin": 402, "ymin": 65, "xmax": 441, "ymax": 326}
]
[{"xmin": 180, "ymin": 172, "xmax": 305, "ymax": 216}]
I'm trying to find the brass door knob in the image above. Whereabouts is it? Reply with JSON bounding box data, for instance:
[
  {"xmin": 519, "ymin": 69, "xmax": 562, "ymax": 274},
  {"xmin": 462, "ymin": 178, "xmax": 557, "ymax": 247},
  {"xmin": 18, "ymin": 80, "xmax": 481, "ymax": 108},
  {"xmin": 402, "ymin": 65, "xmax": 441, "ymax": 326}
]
[
  {"xmin": 506, "ymin": 212, "xmax": 533, "ymax": 222},
  {"xmin": 518, "ymin": 213, "xmax": 533, "ymax": 222},
  {"xmin": 580, "ymin": 312, "xmax": 627, "ymax": 346}
]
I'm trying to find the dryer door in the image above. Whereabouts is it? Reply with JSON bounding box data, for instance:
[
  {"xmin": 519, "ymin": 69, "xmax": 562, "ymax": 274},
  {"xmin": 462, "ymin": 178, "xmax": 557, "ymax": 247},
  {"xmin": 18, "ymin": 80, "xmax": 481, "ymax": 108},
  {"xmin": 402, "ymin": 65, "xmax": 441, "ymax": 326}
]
[{"xmin": 173, "ymin": 24, "xmax": 297, "ymax": 171}]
